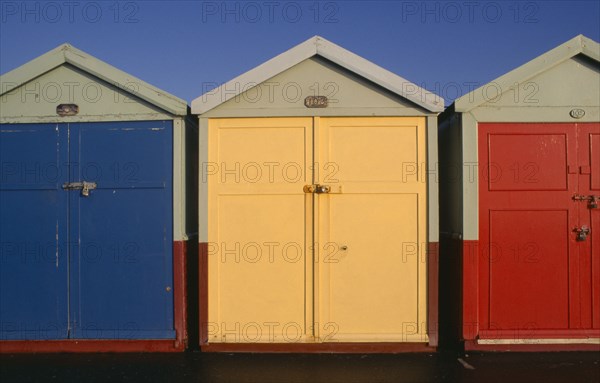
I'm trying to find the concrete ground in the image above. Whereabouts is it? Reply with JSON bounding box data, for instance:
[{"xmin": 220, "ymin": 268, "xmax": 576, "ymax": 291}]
[{"xmin": 1, "ymin": 351, "xmax": 598, "ymax": 383}]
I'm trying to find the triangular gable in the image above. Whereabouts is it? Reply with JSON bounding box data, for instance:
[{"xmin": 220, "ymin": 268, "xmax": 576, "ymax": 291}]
[
  {"xmin": 454, "ymin": 34, "xmax": 600, "ymax": 112},
  {"xmin": 191, "ymin": 36, "xmax": 444, "ymax": 114},
  {"xmin": 0, "ymin": 44, "xmax": 187, "ymax": 116}
]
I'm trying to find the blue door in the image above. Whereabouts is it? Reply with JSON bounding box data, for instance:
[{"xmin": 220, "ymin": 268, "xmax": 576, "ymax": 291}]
[
  {"xmin": 1, "ymin": 124, "xmax": 69, "ymax": 340},
  {"xmin": 1, "ymin": 121, "xmax": 174, "ymax": 340}
]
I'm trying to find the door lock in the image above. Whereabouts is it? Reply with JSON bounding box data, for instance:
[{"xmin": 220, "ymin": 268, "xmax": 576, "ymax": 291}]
[
  {"xmin": 573, "ymin": 226, "xmax": 590, "ymax": 242},
  {"xmin": 62, "ymin": 181, "xmax": 97, "ymax": 197},
  {"xmin": 303, "ymin": 184, "xmax": 331, "ymax": 194},
  {"xmin": 573, "ymin": 194, "xmax": 599, "ymax": 209}
]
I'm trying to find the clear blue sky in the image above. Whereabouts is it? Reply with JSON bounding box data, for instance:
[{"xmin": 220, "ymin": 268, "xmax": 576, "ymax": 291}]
[{"xmin": 1, "ymin": 1, "xmax": 599, "ymax": 105}]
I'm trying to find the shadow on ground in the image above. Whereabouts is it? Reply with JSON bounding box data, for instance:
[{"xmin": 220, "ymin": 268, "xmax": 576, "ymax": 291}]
[{"xmin": 1, "ymin": 350, "xmax": 599, "ymax": 383}]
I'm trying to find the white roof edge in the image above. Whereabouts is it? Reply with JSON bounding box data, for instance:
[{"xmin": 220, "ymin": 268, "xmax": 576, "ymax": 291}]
[
  {"xmin": 0, "ymin": 43, "xmax": 188, "ymax": 116},
  {"xmin": 192, "ymin": 36, "xmax": 444, "ymax": 114},
  {"xmin": 191, "ymin": 37, "xmax": 318, "ymax": 114},
  {"xmin": 455, "ymin": 34, "xmax": 600, "ymax": 112}
]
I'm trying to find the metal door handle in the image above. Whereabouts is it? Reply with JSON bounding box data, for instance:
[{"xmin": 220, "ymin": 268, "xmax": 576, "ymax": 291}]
[
  {"xmin": 303, "ymin": 184, "xmax": 331, "ymax": 194},
  {"xmin": 573, "ymin": 194, "xmax": 599, "ymax": 209}
]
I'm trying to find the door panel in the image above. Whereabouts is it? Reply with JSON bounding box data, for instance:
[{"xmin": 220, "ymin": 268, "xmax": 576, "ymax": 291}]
[
  {"xmin": 70, "ymin": 122, "xmax": 174, "ymax": 339},
  {"xmin": 577, "ymin": 123, "xmax": 600, "ymax": 330},
  {"xmin": 317, "ymin": 117, "xmax": 428, "ymax": 342},
  {"xmin": 486, "ymin": 133, "xmax": 569, "ymax": 191},
  {"xmin": 0, "ymin": 124, "xmax": 69, "ymax": 340},
  {"xmin": 488, "ymin": 210, "xmax": 570, "ymax": 329},
  {"xmin": 207, "ymin": 118, "xmax": 312, "ymax": 343}
]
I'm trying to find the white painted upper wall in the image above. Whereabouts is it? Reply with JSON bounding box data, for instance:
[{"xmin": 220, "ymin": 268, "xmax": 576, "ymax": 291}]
[
  {"xmin": 468, "ymin": 56, "xmax": 600, "ymax": 123},
  {"xmin": 200, "ymin": 57, "xmax": 435, "ymax": 118},
  {"xmin": 192, "ymin": 36, "xmax": 444, "ymax": 115},
  {"xmin": 0, "ymin": 64, "xmax": 172, "ymax": 123},
  {"xmin": 0, "ymin": 43, "xmax": 188, "ymax": 120},
  {"xmin": 455, "ymin": 34, "xmax": 600, "ymax": 115}
]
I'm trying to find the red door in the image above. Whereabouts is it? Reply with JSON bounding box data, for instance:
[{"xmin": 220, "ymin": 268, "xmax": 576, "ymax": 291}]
[
  {"xmin": 478, "ymin": 123, "xmax": 599, "ymax": 340},
  {"xmin": 578, "ymin": 123, "xmax": 600, "ymax": 330}
]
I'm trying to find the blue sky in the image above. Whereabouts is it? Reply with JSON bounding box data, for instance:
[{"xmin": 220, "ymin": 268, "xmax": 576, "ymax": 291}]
[{"xmin": 1, "ymin": 1, "xmax": 599, "ymax": 105}]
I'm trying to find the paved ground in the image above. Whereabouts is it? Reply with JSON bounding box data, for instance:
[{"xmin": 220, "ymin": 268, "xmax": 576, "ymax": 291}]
[{"xmin": 1, "ymin": 351, "xmax": 599, "ymax": 383}]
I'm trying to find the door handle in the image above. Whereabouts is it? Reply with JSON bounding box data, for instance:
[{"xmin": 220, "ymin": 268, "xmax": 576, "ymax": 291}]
[
  {"xmin": 573, "ymin": 194, "xmax": 599, "ymax": 209},
  {"xmin": 303, "ymin": 184, "xmax": 331, "ymax": 194},
  {"xmin": 62, "ymin": 181, "xmax": 97, "ymax": 197}
]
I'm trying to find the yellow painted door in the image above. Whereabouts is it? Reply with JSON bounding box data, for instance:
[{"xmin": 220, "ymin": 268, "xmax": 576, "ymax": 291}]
[
  {"xmin": 207, "ymin": 118, "xmax": 313, "ymax": 343},
  {"xmin": 315, "ymin": 117, "xmax": 428, "ymax": 343},
  {"xmin": 207, "ymin": 117, "xmax": 428, "ymax": 344}
]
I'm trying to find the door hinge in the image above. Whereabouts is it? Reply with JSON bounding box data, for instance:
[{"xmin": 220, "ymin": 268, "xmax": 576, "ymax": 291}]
[{"xmin": 62, "ymin": 181, "xmax": 97, "ymax": 197}]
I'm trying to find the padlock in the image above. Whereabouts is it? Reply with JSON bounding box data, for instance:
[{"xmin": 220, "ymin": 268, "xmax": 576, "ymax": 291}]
[{"xmin": 575, "ymin": 226, "xmax": 590, "ymax": 242}]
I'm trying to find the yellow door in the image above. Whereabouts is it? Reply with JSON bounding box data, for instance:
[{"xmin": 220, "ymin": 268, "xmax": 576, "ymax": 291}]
[
  {"xmin": 207, "ymin": 118, "xmax": 313, "ymax": 343},
  {"xmin": 315, "ymin": 117, "xmax": 428, "ymax": 343},
  {"xmin": 207, "ymin": 117, "xmax": 428, "ymax": 344}
]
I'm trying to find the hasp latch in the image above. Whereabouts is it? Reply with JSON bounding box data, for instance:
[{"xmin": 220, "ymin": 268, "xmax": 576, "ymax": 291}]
[{"xmin": 62, "ymin": 181, "xmax": 97, "ymax": 197}]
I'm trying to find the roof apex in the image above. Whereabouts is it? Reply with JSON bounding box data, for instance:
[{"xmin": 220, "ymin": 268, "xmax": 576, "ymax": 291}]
[
  {"xmin": 192, "ymin": 35, "xmax": 444, "ymax": 114},
  {"xmin": 454, "ymin": 34, "xmax": 600, "ymax": 112},
  {"xmin": 0, "ymin": 43, "xmax": 188, "ymax": 115}
]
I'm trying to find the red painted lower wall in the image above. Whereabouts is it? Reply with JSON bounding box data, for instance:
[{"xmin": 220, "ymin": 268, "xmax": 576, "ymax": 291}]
[
  {"xmin": 202, "ymin": 342, "xmax": 435, "ymax": 353},
  {"xmin": 465, "ymin": 340, "xmax": 600, "ymax": 352},
  {"xmin": 462, "ymin": 240, "xmax": 479, "ymax": 341},
  {"xmin": 0, "ymin": 241, "xmax": 188, "ymax": 354},
  {"xmin": 428, "ymin": 242, "xmax": 439, "ymax": 348},
  {"xmin": 199, "ymin": 242, "xmax": 209, "ymax": 346}
]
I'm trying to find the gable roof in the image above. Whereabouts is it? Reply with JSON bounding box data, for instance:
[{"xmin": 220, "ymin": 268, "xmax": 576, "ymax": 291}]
[
  {"xmin": 454, "ymin": 34, "xmax": 600, "ymax": 112},
  {"xmin": 191, "ymin": 35, "xmax": 444, "ymax": 114},
  {"xmin": 0, "ymin": 43, "xmax": 187, "ymax": 115}
]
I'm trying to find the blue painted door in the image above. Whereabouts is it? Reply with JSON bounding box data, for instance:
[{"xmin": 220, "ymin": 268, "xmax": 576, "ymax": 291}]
[
  {"xmin": 1, "ymin": 124, "xmax": 69, "ymax": 340},
  {"xmin": 1, "ymin": 121, "xmax": 174, "ymax": 340},
  {"xmin": 69, "ymin": 121, "xmax": 174, "ymax": 339}
]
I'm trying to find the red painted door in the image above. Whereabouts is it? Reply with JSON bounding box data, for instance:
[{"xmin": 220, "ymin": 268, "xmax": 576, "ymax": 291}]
[
  {"xmin": 478, "ymin": 123, "xmax": 599, "ymax": 340},
  {"xmin": 577, "ymin": 123, "xmax": 600, "ymax": 330}
]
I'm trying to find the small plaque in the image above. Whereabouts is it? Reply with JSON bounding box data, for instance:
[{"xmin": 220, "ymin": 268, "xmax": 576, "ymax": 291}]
[
  {"xmin": 304, "ymin": 96, "xmax": 328, "ymax": 108},
  {"xmin": 57, "ymin": 104, "xmax": 79, "ymax": 116},
  {"xmin": 569, "ymin": 108, "xmax": 585, "ymax": 119}
]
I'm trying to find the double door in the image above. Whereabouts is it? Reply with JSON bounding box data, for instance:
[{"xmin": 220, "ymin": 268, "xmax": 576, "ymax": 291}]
[
  {"xmin": 0, "ymin": 121, "xmax": 174, "ymax": 340},
  {"xmin": 478, "ymin": 122, "xmax": 600, "ymax": 338},
  {"xmin": 207, "ymin": 117, "xmax": 428, "ymax": 343}
]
